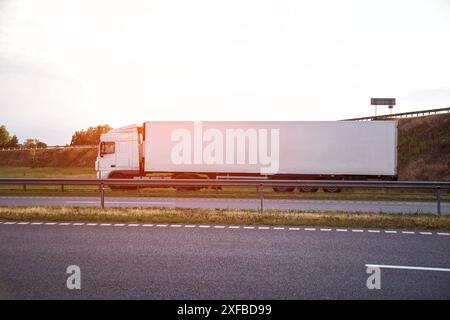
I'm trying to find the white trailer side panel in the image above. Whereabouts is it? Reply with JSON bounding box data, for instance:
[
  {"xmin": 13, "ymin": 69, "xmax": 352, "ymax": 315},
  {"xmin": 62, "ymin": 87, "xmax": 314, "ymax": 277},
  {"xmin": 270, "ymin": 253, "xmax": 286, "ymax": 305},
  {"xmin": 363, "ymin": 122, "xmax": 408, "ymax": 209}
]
[{"xmin": 144, "ymin": 121, "xmax": 397, "ymax": 176}]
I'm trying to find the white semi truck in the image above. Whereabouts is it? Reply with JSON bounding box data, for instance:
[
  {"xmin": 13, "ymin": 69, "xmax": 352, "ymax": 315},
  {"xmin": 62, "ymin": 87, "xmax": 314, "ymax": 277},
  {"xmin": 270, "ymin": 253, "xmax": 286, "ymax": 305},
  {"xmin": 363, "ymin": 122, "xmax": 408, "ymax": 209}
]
[{"xmin": 95, "ymin": 121, "xmax": 397, "ymax": 192}]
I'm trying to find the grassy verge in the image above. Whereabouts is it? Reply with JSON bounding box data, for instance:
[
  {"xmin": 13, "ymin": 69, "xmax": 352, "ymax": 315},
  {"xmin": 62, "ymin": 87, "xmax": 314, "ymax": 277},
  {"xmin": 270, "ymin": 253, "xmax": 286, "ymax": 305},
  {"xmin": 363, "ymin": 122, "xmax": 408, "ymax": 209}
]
[{"xmin": 0, "ymin": 206, "xmax": 449, "ymax": 230}]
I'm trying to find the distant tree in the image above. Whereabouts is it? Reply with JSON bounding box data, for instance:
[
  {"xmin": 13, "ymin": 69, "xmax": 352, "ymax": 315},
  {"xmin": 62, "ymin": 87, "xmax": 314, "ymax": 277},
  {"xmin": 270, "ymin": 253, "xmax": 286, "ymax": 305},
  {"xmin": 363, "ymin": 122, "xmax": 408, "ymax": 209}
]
[
  {"xmin": 23, "ymin": 138, "xmax": 47, "ymax": 149},
  {"xmin": 5, "ymin": 135, "xmax": 19, "ymax": 148},
  {"xmin": 0, "ymin": 125, "xmax": 11, "ymax": 147},
  {"xmin": 70, "ymin": 125, "xmax": 112, "ymax": 146}
]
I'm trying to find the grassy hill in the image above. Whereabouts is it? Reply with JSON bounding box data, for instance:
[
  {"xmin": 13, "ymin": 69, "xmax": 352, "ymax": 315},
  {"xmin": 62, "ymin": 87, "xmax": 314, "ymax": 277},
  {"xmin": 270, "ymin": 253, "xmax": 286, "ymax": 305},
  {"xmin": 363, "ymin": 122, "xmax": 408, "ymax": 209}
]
[
  {"xmin": 397, "ymin": 113, "xmax": 450, "ymax": 180},
  {"xmin": 0, "ymin": 147, "xmax": 98, "ymax": 167},
  {"xmin": 0, "ymin": 113, "xmax": 449, "ymax": 180}
]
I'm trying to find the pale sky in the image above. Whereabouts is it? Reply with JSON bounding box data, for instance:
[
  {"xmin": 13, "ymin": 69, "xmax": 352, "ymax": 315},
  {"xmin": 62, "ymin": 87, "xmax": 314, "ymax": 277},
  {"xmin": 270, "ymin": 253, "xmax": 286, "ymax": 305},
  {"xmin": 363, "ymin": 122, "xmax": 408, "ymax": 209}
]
[{"xmin": 1, "ymin": 0, "xmax": 449, "ymax": 145}]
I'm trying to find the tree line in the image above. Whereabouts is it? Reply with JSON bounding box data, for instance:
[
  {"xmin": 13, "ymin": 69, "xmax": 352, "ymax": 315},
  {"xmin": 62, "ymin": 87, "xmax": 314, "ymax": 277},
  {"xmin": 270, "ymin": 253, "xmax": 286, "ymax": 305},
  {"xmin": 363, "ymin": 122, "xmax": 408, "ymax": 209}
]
[
  {"xmin": 0, "ymin": 124, "xmax": 112, "ymax": 148},
  {"xmin": 0, "ymin": 125, "xmax": 47, "ymax": 149}
]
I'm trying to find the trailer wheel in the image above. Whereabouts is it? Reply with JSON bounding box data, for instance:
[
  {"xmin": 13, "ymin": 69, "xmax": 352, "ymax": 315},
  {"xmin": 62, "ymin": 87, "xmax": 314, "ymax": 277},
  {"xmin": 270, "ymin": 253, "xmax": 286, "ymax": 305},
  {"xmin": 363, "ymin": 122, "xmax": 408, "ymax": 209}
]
[
  {"xmin": 298, "ymin": 186, "xmax": 319, "ymax": 193},
  {"xmin": 323, "ymin": 187, "xmax": 342, "ymax": 193},
  {"xmin": 173, "ymin": 173, "xmax": 203, "ymax": 191},
  {"xmin": 272, "ymin": 186, "xmax": 295, "ymax": 192}
]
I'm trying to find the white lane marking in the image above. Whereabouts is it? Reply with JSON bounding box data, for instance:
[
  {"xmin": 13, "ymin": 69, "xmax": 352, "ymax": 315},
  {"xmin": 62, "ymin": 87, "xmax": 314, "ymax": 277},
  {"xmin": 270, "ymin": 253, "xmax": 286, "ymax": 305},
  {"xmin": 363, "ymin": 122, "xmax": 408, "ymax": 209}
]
[
  {"xmin": 65, "ymin": 201, "xmax": 174, "ymax": 205},
  {"xmin": 0, "ymin": 219, "xmax": 447, "ymax": 238},
  {"xmin": 365, "ymin": 264, "xmax": 450, "ymax": 272},
  {"xmin": 170, "ymin": 225, "xmax": 182, "ymax": 228},
  {"xmin": 114, "ymin": 223, "xmax": 125, "ymax": 226}
]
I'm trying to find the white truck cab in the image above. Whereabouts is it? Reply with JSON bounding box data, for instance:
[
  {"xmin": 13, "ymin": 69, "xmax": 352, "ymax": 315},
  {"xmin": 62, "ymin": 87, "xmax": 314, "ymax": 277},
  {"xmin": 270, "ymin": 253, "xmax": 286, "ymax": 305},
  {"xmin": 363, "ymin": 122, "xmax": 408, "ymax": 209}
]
[{"xmin": 96, "ymin": 124, "xmax": 141, "ymax": 179}]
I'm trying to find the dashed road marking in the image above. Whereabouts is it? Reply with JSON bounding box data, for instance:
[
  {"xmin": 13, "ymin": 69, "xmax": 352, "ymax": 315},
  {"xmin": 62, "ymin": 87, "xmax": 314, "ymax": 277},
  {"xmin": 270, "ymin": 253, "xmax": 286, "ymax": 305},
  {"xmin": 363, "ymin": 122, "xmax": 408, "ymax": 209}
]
[{"xmin": 0, "ymin": 220, "xmax": 447, "ymax": 238}]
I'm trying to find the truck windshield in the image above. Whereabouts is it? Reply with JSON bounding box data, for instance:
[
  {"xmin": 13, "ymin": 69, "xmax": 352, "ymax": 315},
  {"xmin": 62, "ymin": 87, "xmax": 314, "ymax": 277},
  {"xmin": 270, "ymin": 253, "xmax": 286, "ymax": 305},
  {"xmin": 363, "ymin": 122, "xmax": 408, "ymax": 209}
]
[{"xmin": 100, "ymin": 142, "xmax": 115, "ymax": 155}]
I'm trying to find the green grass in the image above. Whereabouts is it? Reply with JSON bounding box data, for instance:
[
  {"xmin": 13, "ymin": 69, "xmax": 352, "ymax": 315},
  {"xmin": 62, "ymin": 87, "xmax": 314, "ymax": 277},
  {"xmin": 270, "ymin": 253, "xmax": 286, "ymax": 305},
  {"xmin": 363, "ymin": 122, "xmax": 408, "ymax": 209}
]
[{"xmin": 0, "ymin": 206, "xmax": 448, "ymax": 230}]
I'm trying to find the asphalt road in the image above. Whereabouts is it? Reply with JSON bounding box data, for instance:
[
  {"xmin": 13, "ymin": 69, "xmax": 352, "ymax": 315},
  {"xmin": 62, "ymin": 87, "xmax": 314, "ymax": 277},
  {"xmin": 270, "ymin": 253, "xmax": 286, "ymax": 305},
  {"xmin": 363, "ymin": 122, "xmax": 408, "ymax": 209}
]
[
  {"xmin": 0, "ymin": 196, "xmax": 448, "ymax": 214},
  {"xmin": 0, "ymin": 220, "xmax": 449, "ymax": 299}
]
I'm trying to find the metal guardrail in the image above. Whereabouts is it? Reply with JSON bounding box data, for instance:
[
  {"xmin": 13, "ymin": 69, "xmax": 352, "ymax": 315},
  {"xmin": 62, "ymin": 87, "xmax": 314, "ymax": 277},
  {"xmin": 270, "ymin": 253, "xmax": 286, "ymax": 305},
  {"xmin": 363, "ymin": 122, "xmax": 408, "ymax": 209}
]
[
  {"xmin": 342, "ymin": 107, "xmax": 450, "ymax": 121},
  {"xmin": 0, "ymin": 178, "xmax": 449, "ymax": 214}
]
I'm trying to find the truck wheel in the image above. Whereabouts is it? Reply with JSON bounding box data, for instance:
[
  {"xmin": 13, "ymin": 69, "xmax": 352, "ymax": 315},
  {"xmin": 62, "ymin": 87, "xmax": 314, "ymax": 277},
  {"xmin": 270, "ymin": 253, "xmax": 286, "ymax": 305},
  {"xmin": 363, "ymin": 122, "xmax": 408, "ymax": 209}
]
[
  {"xmin": 272, "ymin": 186, "xmax": 295, "ymax": 192},
  {"xmin": 173, "ymin": 174, "xmax": 203, "ymax": 191},
  {"xmin": 298, "ymin": 186, "xmax": 319, "ymax": 192},
  {"xmin": 108, "ymin": 173, "xmax": 138, "ymax": 190},
  {"xmin": 323, "ymin": 187, "xmax": 342, "ymax": 193}
]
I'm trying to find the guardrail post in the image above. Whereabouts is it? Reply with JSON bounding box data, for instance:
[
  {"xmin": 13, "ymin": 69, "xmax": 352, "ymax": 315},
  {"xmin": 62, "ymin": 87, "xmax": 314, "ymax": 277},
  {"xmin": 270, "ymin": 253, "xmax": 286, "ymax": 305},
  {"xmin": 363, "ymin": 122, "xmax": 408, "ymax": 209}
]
[
  {"xmin": 258, "ymin": 184, "xmax": 264, "ymax": 212},
  {"xmin": 61, "ymin": 184, "xmax": 64, "ymax": 192},
  {"xmin": 436, "ymin": 187, "xmax": 441, "ymax": 216},
  {"xmin": 23, "ymin": 184, "xmax": 26, "ymax": 192},
  {"xmin": 100, "ymin": 183, "xmax": 105, "ymax": 209}
]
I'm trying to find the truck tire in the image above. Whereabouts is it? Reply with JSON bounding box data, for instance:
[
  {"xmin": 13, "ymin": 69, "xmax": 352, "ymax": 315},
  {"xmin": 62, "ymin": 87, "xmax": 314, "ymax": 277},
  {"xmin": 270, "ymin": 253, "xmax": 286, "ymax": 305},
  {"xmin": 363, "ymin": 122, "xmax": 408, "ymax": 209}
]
[
  {"xmin": 323, "ymin": 187, "xmax": 342, "ymax": 193},
  {"xmin": 272, "ymin": 186, "xmax": 295, "ymax": 192},
  {"xmin": 173, "ymin": 173, "xmax": 203, "ymax": 191},
  {"xmin": 298, "ymin": 186, "xmax": 319, "ymax": 193},
  {"xmin": 108, "ymin": 173, "xmax": 138, "ymax": 190}
]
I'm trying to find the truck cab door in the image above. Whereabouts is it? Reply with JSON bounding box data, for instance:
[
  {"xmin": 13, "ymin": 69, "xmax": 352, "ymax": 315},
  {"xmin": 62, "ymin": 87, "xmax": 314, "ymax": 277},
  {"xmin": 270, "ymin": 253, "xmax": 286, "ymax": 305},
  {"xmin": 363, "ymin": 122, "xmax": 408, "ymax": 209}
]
[{"xmin": 98, "ymin": 141, "xmax": 116, "ymax": 174}]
